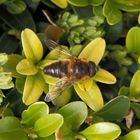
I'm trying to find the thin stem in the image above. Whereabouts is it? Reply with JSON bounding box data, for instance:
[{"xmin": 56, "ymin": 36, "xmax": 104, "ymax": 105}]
[{"xmin": 42, "ymin": 10, "xmax": 56, "ymax": 26}]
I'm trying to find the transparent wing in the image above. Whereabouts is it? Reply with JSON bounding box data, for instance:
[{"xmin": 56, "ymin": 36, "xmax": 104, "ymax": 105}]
[
  {"xmin": 45, "ymin": 39, "xmax": 72, "ymax": 58},
  {"xmin": 44, "ymin": 78, "xmax": 74, "ymax": 102},
  {"xmin": 45, "ymin": 39, "xmax": 59, "ymax": 50}
]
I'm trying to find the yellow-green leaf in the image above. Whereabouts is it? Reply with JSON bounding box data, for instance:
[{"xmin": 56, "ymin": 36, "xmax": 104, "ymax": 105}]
[
  {"xmin": 78, "ymin": 38, "xmax": 105, "ymax": 65},
  {"xmin": 74, "ymin": 80, "xmax": 103, "ymax": 111},
  {"xmin": 43, "ymin": 75, "xmax": 58, "ymax": 85},
  {"xmin": 23, "ymin": 74, "xmax": 44, "ymax": 105},
  {"xmin": 80, "ymin": 122, "xmax": 121, "ymax": 140},
  {"xmin": 16, "ymin": 59, "xmax": 38, "ymax": 75},
  {"xmin": 120, "ymin": 129, "xmax": 140, "ymax": 140},
  {"xmin": 93, "ymin": 68, "xmax": 116, "ymax": 84},
  {"xmin": 52, "ymin": 87, "xmax": 72, "ymax": 107},
  {"xmin": 51, "ymin": 0, "xmax": 68, "ymax": 8},
  {"xmin": 34, "ymin": 114, "xmax": 64, "ymax": 137},
  {"xmin": 130, "ymin": 70, "xmax": 140, "ymax": 97},
  {"xmin": 21, "ymin": 28, "xmax": 43, "ymax": 62}
]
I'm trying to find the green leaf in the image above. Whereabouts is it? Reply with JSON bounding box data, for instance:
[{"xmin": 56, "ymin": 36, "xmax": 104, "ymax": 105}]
[
  {"xmin": 131, "ymin": 103, "xmax": 140, "ymax": 119},
  {"xmin": 45, "ymin": 46, "xmax": 70, "ymax": 60},
  {"xmin": 23, "ymin": 73, "xmax": 45, "ymax": 105},
  {"xmin": 118, "ymin": 86, "xmax": 129, "ymax": 96},
  {"xmin": 114, "ymin": 1, "xmax": 140, "ymax": 12},
  {"xmin": 21, "ymin": 102, "xmax": 49, "ymax": 126},
  {"xmin": 103, "ymin": 0, "xmax": 122, "ymax": 25},
  {"xmin": 0, "ymin": 116, "xmax": 28, "ymax": 140},
  {"xmin": 92, "ymin": 6, "xmax": 104, "ymax": 17},
  {"xmin": 3, "ymin": 54, "xmax": 23, "ymax": 78},
  {"xmin": 130, "ymin": 70, "xmax": 140, "ymax": 97},
  {"xmin": 34, "ymin": 114, "xmax": 63, "ymax": 137},
  {"xmin": 80, "ymin": 122, "xmax": 121, "ymax": 140},
  {"xmin": 67, "ymin": 0, "xmax": 89, "ymax": 7},
  {"xmin": 126, "ymin": 26, "xmax": 140, "ymax": 54},
  {"xmin": 70, "ymin": 45, "xmax": 83, "ymax": 56},
  {"xmin": 120, "ymin": 129, "xmax": 140, "ymax": 140},
  {"xmin": 51, "ymin": 0, "xmax": 68, "ymax": 8},
  {"xmin": 0, "ymin": 53, "xmax": 8, "ymax": 66},
  {"xmin": 0, "ymin": 0, "xmax": 6, "ymax": 4},
  {"xmin": 104, "ymin": 20, "xmax": 123, "ymax": 43},
  {"xmin": 0, "ymin": 7, "xmax": 36, "ymax": 31},
  {"xmin": 78, "ymin": 37, "xmax": 105, "ymax": 65},
  {"xmin": 74, "ymin": 80, "xmax": 103, "ymax": 111},
  {"xmin": 52, "ymin": 87, "xmax": 72, "ymax": 107},
  {"xmin": 0, "ymin": 33, "xmax": 19, "ymax": 54},
  {"xmin": 138, "ymin": 13, "xmax": 140, "ymax": 24},
  {"xmin": 0, "ymin": 72, "xmax": 14, "ymax": 89},
  {"xmin": 90, "ymin": 0, "xmax": 104, "ymax": 6},
  {"xmin": 16, "ymin": 59, "xmax": 38, "ymax": 75},
  {"xmin": 6, "ymin": 0, "xmax": 26, "ymax": 14},
  {"xmin": 0, "ymin": 107, "xmax": 14, "ymax": 117},
  {"xmin": 16, "ymin": 77, "xmax": 26, "ymax": 93},
  {"xmin": 58, "ymin": 101, "xmax": 88, "ymax": 135},
  {"xmin": 93, "ymin": 96, "xmax": 130, "ymax": 121},
  {"xmin": 21, "ymin": 28, "xmax": 43, "ymax": 63}
]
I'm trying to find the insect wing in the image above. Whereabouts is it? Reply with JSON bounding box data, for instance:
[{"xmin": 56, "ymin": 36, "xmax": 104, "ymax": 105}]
[
  {"xmin": 44, "ymin": 78, "xmax": 74, "ymax": 102},
  {"xmin": 45, "ymin": 39, "xmax": 72, "ymax": 59}
]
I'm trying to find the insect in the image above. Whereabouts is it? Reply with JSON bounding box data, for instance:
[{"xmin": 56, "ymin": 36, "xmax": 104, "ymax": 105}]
[{"xmin": 43, "ymin": 40, "xmax": 99, "ymax": 102}]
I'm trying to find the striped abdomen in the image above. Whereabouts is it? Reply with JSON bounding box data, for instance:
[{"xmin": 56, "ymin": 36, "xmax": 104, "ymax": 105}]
[{"xmin": 43, "ymin": 59, "xmax": 98, "ymax": 80}]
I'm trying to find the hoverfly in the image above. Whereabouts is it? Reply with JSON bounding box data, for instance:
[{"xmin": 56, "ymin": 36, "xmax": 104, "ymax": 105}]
[{"xmin": 43, "ymin": 39, "xmax": 99, "ymax": 102}]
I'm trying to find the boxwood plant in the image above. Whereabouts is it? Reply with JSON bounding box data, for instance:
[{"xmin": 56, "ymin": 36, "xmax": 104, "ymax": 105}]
[{"xmin": 0, "ymin": 0, "xmax": 140, "ymax": 140}]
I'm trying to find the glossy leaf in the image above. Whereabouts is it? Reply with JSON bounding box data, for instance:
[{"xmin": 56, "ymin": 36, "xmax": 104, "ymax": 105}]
[
  {"xmin": 16, "ymin": 59, "xmax": 38, "ymax": 75},
  {"xmin": 16, "ymin": 77, "xmax": 26, "ymax": 93},
  {"xmin": 45, "ymin": 47, "xmax": 70, "ymax": 60},
  {"xmin": 23, "ymin": 74, "xmax": 45, "ymax": 105},
  {"xmin": 21, "ymin": 102, "xmax": 49, "ymax": 126},
  {"xmin": 130, "ymin": 70, "xmax": 140, "ymax": 97},
  {"xmin": 43, "ymin": 75, "xmax": 58, "ymax": 85},
  {"xmin": 6, "ymin": 0, "xmax": 26, "ymax": 14},
  {"xmin": 0, "ymin": 116, "xmax": 28, "ymax": 140},
  {"xmin": 138, "ymin": 13, "xmax": 140, "ymax": 24},
  {"xmin": 74, "ymin": 80, "xmax": 103, "ymax": 111},
  {"xmin": 120, "ymin": 129, "xmax": 140, "ymax": 140},
  {"xmin": 58, "ymin": 101, "xmax": 88, "ymax": 135},
  {"xmin": 80, "ymin": 122, "xmax": 121, "ymax": 140},
  {"xmin": 93, "ymin": 96, "xmax": 130, "ymax": 121},
  {"xmin": 103, "ymin": 0, "xmax": 122, "ymax": 25},
  {"xmin": 0, "ymin": 33, "xmax": 19, "ymax": 54},
  {"xmin": 0, "ymin": 8, "xmax": 36, "ymax": 31},
  {"xmin": 131, "ymin": 103, "xmax": 140, "ymax": 119},
  {"xmin": 3, "ymin": 54, "xmax": 23, "ymax": 78},
  {"xmin": 34, "ymin": 114, "xmax": 63, "ymax": 137},
  {"xmin": 93, "ymin": 68, "xmax": 116, "ymax": 84},
  {"xmin": 0, "ymin": 53, "xmax": 8, "ymax": 66},
  {"xmin": 90, "ymin": 0, "xmax": 104, "ymax": 6},
  {"xmin": 104, "ymin": 21, "xmax": 123, "ymax": 43},
  {"xmin": 114, "ymin": 1, "xmax": 140, "ymax": 12},
  {"xmin": 21, "ymin": 28, "xmax": 43, "ymax": 63},
  {"xmin": 52, "ymin": 87, "xmax": 72, "ymax": 107},
  {"xmin": 0, "ymin": 72, "xmax": 14, "ymax": 89},
  {"xmin": 118, "ymin": 86, "xmax": 129, "ymax": 96},
  {"xmin": 126, "ymin": 26, "xmax": 140, "ymax": 54},
  {"xmin": 78, "ymin": 37, "xmax": 105, "ymax": 65},
  {"xmin": 51, "ymin": 0, "xmax": 68, "ymax": 8},
  {"xmin": 68, "ymin": 0, "xmax": 89, "ymax": 7}
]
